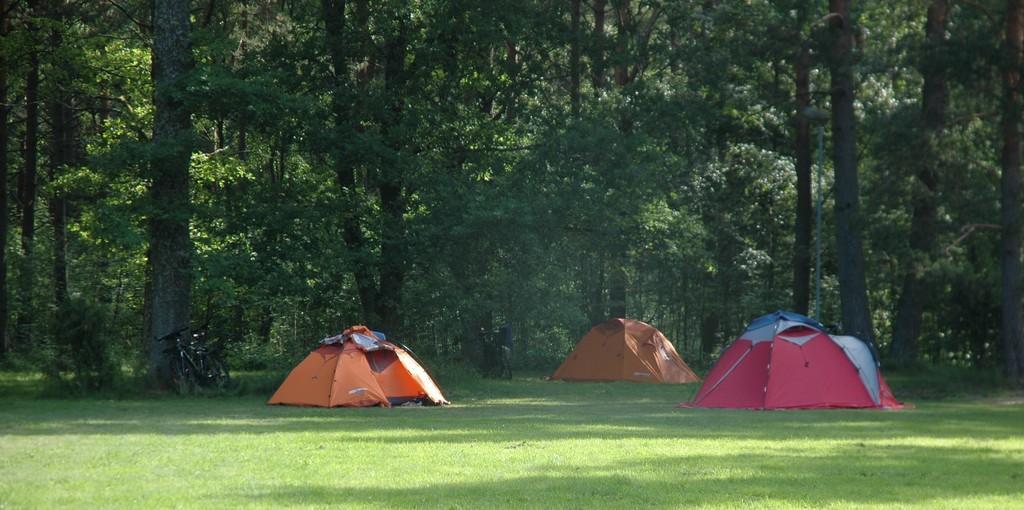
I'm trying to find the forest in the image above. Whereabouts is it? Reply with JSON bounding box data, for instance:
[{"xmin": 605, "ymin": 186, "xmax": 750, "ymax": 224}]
[{"xmin": 1, "ymin": 0, "xmax": 1023, "ymax": 389}]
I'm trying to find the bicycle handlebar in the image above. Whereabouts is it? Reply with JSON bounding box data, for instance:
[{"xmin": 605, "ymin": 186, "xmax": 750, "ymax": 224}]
[{"xmin": 155, "ymin": 325, "xmax": 191, "ymax": 342}]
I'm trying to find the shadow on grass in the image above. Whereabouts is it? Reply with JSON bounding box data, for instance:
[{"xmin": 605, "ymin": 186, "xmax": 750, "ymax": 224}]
[
  {"xmin": 4, "ymin": 375, "xmax": 1023, "ymax": 507},
  {"xmin": 237, "ymin": 444, "xmax": 1024, "ymax": 508},
  {"xmin": 2, "ymin": 377, "xmax": 1022, "ymax": 445}
]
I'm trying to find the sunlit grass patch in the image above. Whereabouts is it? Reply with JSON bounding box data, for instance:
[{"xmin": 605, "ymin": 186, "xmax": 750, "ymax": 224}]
[{"xmin": 0, "ymin": 375, "xmax": 1022, "ymax": 509}]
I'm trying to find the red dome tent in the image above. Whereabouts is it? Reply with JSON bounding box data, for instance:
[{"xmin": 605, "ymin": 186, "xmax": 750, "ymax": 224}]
[{"xmin": 682, "ymin": 311, "xmax": 903, "ymax": 410}]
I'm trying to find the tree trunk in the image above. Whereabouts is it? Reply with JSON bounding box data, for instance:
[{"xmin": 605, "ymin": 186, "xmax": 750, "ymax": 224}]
[
  {"xmin": 613, "ymin": 1, "xmax": 631, "ymax": 89},
  {"xmin": 827, "ymin": 0, "xmax": 875, "ymax": 346},
  {"xmin": 1001, "ymin": 0, "xmax": 1024, "ymax": 382},
  {"xmin": 606, "ymin": 0, "xmax": 633, "ymax": 320},
  {"xmin": 16, "ymin": 0, "xmax": 40, "ymax": 351},
  {"xmin": 374, "ymin": 18, "xmax": 409, "ymax": 335},
  {"xmin": 0, "ymin": 0, "xmax": 9, "ymax": 357},
  {"xmin": 237, "ymin": 123, "xmax": 247, "ymax": 162},
  {"xmin": 48, "ymin": 100, "xmax": 70, "ymax": 308},
  {"xmin": 891, "ymin": 0, "xmax": 948, "ymax": 364},
  {"xmin": 585, "ymin": 254, "xmax": 607, "ymax": 326},
  {"xmin": 569, "ymin": 0, "xmax": 581, "ymax": 117},
  {"xmin": 700, "ymin": 312, "xmax": 719, "ymax": 358},
  {"xmin": 257, "ymin": 306, "xmax": 273, "ymax": 343},
  {"xmin": 146, "ymin": 0, "xmax": 195, "ymax": 387},
  {"xmin": 376, "ymin": 180, "xmax": 405, "ymax": 333},
  {"xmin": 590, "ymin": 0, "xmax": 606, "ymax": 94},
  {"xmin": 48, "ymin": 6, "xmax": 72, "ymax": 308},
  {"xmin": 792, "ymin": 42, "xmax": 812, "ymax": 315},
  {"xmin": 607, "ymin": 264, "xmax": 627, "ymax": 318},
  {"xmin": 322, "ymin": 0, "xmax": 379, "ymax": 325}
]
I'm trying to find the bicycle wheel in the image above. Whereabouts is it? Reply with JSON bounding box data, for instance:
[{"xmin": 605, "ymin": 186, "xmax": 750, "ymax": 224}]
[
  {"xmin": 170, "ymin": 354, "xmax": 194, "ymax": 393},
  {"xmin": 209, "ymin": 358, "xmax": 230, "ymax": 388}
]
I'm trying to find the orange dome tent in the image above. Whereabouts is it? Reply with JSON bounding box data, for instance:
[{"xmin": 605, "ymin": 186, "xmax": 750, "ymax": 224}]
[
  {"xmin": 551, "ymin": 318, "xmax": 700, "ymax": 383},
  {"xmin": 268, "ymin": 326, "xmax": 448, "ymax": 407}
]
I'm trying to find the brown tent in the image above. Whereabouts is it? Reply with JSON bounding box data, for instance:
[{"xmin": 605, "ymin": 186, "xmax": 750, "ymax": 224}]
[
  {"xmin": 551, "ymin": 318, "xmax": 699, "ymax": 383},
  {"xmin": 268, "ymin": 326, "xmax": 448, "ymax": 407}
]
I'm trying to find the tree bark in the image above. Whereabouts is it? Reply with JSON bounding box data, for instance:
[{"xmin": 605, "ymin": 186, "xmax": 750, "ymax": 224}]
[
  {"xmin": 700, "ymin": 311, "xmax": 719, "ymax": 358},
  {"xmin": 827, "ymin": 0, "xmax": 875, "ymax": 346},
  {"xmin": 607, "ymin": 266, "xmax": 627, "ymax": 318},
  {"xmin": 891, "ymin": 0, "xmax": 948, "ymax": 364},
  {"xmin": 613, "ymin": 1, "xmax": 631, "ymax": 89},
  {"xmin": 606, "ymin": 0, "xmax": 633, "ymax": 320},
  {"xmin": 321, "ymin": 2, "xmax": 409, "ymax": 333},
  {"xmin": 48, "ymin": 103, "xmax": 70, "ymax": 308},
  {"xmin": 590, "ymin": 0, "xmax": 606, "ymax": 94},
  {"xmin": 146, "ymin": 0, "xmax": 195, "ymax": 387},
  {"xmin": 585, "ymin": 254, "xmax": 607, "ymax": 326},
  {"xmin": 257, "ymin": 306, "xmax": 272, "ymax": 343},
  {"xmin": 0, "ymin": 0, "xmax": 9, "ymax": 356},
  {"xmin": 569, "ymin": 0, "xmax": 581, "ymax": 117},
  {"xmin": 1001, "ymin": 0, "xmax": 1024, "ymax": 382},
  {"xmin": 322, "ymin": 0, "xmax": 378, "ymax": 324},
  {"xmin": 792, "ymin": 42, "xmax": 812, "ymax": 315},
  {"xmin": 48, "ymin": 2, "xmax": 71, "ymax": 308},
  {"xmin": 16, "ymin": 0, "xmax": 41, "ymax": 350},
  {"xmin": 374, "ymin": 16, "xmax": 409, "ymax": 334}
]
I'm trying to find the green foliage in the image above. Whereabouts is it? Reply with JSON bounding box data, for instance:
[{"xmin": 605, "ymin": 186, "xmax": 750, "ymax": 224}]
[
  {"xmin": 0, "ymin": 0, "xmax": 1017, "ymax": 379},
  {"xmin": 47, "ymin": 297, "xmax": 117, "ymax": 392}
]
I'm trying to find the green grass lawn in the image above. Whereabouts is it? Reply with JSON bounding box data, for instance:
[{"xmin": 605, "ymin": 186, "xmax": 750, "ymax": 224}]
[{"xmin": 1, "ymin": 374, "xmax": 1022, "ymax": 509}]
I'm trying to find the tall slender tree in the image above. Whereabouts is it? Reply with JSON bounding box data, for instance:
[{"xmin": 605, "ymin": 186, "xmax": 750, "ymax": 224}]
[
  {"xmin": 321, "ymin": 1, "xmax": 410, "ymax": 333},
  {"xmin": 827, "ymin": 0, "xmax": 874, "ymax": 345},
  {"xmin": 146, "ymin": 0, "xmax": 195, "ymax": 386},
  {"xmin": 47, "ymin": 0, "xmax": 72, "ymax": 308},
  {"xmin": 569, "ymin": 0, "xmax": 582, "ymax": 117},
  {"xmin": 607, "ymin": 0, "xmax": 634, "ymax": 320},
  {"xmin": 322, "ymin": 0, "xmax": 376, "ymax": 324},
  {"xmin": 891, "ymin": 0, "xmax": 949, "ymax": 364},
  {"xmin": 374, "ymin": 14, "xmax": 409, "ymax": 334},
  {"xmin": 1001, "ymin": 0, "xmax": 1024, "ymax": 382},
  {"xmin": 792, "ymin": 37, "xmax": 812, "ymax": 316},
  {"xmin": 16, "ymin": 0, "xmax": 41, "ymax": 350},
  {"xmin": 0, "ymin": 0, "xmax": 9, "ymax": 356},
  {"xmin": 591, "ymin": 0, "xmax": 607, "ymax": 94},
  {"xmin": 582, "ymin": 0, "xmax": 610, "ymax": 325}
]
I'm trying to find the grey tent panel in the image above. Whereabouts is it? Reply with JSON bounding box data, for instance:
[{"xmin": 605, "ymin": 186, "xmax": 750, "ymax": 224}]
[
  {"xmin": 320, "ymin": 333, "xmax": 346, "ymax": 345},
  {"xmin": 320, "ymin": 331, "xmax": 392, "ymax": 352},
  {"xmin": 776, "ymin": 319, "xmax": 813, "ymax": 335},
  {"xmin": 777, "ymin": 330, "xmax": 820, "ymax": 346},
  {"xmin": 740, "ymin": 323, "xmax": 777, "ymax": 343},
  {"xmin": 742, "ymin": 320, "xmax": 820, "ymax": 345},
  {"xmin": 349, "ymin": 332, "xmax": 391, "ymax": 351},
  {"xmin": 830, "ymin": 335, "xmax": 881, "ymax": 405}
]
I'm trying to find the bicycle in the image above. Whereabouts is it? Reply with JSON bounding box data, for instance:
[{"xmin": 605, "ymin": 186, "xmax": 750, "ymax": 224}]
[{"xmin": 157, "ymin": 326, "xmax": 230, "ymax": 391}]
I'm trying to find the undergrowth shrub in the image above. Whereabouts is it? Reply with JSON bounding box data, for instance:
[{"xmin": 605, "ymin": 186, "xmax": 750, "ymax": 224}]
[{"xmin": 50, "ymin": 296, "xmax": 117, "ymax": 392}]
